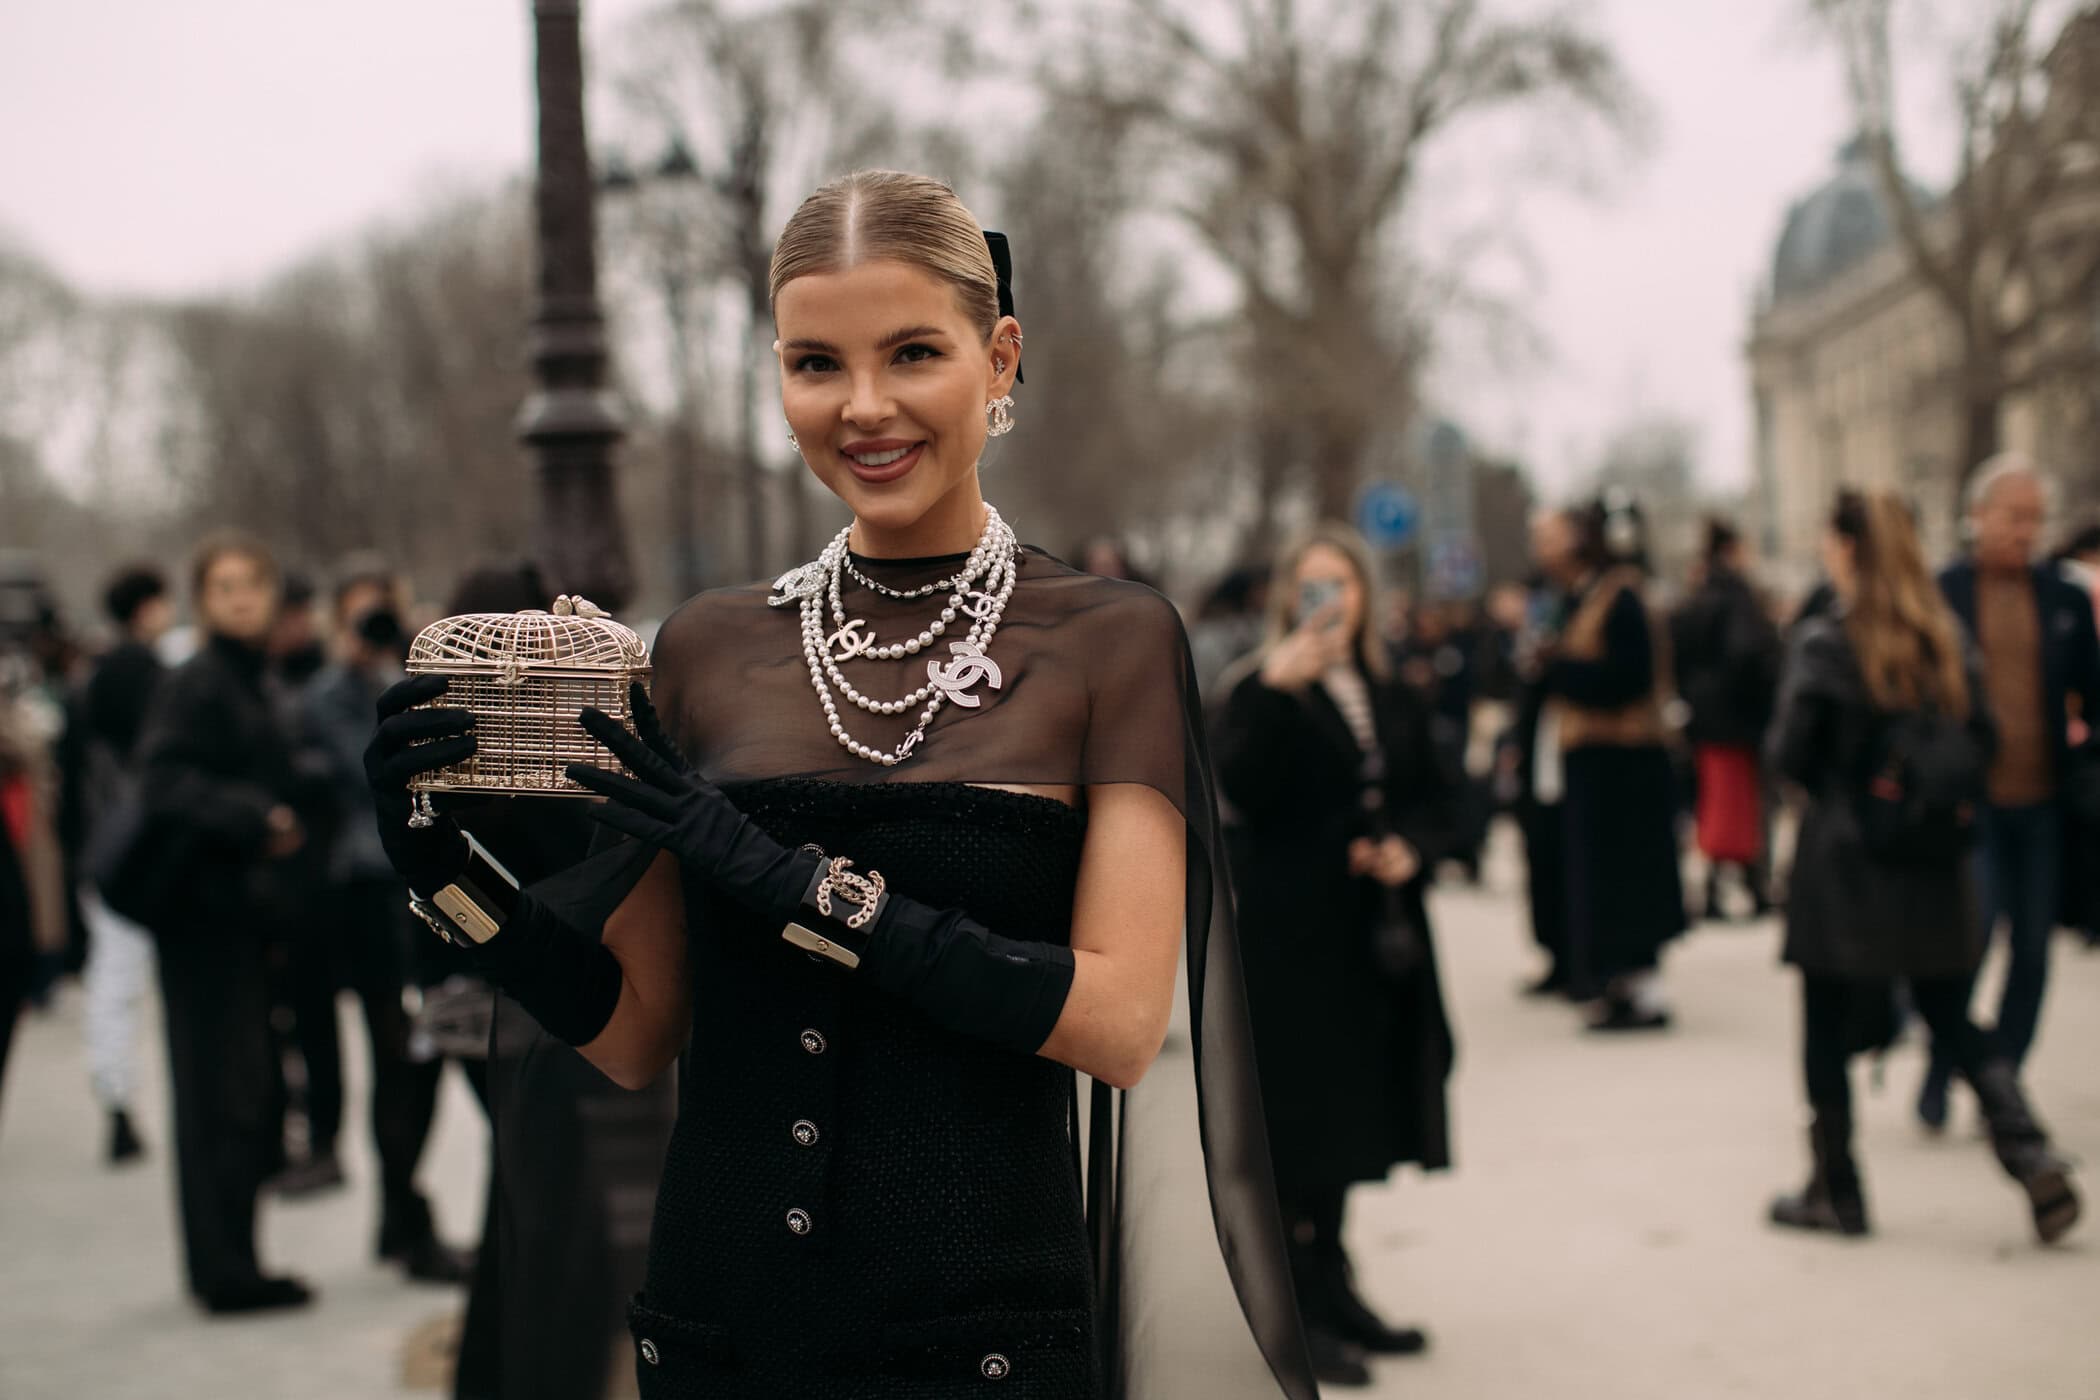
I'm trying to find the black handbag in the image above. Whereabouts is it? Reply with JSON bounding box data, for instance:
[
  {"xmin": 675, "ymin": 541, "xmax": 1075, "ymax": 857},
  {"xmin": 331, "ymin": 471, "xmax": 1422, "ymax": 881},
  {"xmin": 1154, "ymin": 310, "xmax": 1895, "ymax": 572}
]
[{"xmin": 95, "ymin": 802, "xmax": 200, "ymax": 934}]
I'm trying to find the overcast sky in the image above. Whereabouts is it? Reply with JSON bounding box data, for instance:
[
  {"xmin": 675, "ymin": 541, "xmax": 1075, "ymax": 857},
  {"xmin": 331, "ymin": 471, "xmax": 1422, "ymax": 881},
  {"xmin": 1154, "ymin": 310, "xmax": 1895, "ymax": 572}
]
[{"xmin": 0, "ymin": 1, "xmax": 1963, "ymax": 497}]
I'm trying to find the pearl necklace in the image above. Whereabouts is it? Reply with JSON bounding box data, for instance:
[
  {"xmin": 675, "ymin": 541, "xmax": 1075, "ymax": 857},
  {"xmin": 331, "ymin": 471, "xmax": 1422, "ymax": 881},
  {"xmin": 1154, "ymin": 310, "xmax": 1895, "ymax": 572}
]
[{"xmin": 770, "ymin": 507, "xmax": 1019, "ymax": 767}]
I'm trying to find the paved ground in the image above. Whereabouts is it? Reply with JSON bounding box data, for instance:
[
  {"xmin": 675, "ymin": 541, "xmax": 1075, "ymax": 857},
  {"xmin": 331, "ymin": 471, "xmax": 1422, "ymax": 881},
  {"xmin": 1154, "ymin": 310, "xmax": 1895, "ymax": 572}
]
[{"xmin": 2, "ymin": 828, "xmax": 2096, "ymax": 1397}]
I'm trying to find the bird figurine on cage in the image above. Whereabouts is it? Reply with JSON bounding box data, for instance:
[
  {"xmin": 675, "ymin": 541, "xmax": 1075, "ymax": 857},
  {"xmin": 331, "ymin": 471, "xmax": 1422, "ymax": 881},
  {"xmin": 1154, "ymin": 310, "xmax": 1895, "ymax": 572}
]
[{"xmin": 402, "ymin": 595, "xmax": 652, "ymax": 827}]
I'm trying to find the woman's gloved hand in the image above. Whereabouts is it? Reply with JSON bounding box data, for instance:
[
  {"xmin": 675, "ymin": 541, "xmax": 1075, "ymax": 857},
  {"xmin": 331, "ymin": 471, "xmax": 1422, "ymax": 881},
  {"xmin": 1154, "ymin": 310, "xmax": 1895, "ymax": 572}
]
[
  {"xmin": 364, "ymin": 674, "xmax": 474, "ymax": 896},
  {"xmin": 566, "ymin": 684, "xmax": 813, "ymax": 918}
]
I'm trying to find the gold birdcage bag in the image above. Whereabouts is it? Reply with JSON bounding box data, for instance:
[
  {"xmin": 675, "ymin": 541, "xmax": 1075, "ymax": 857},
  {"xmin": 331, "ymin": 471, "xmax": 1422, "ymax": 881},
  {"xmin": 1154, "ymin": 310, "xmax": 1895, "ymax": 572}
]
[{"xmin": 403, "ymin": 595, "xmax": 650, "ymax": 824}]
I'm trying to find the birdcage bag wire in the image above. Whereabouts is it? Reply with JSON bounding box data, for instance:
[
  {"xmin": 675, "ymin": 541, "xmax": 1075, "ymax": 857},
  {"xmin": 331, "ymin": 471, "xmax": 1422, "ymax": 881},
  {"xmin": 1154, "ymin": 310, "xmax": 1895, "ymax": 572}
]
[{"xmin": 404, "ymin": 595, "xmax": 651, "ymax": 805}]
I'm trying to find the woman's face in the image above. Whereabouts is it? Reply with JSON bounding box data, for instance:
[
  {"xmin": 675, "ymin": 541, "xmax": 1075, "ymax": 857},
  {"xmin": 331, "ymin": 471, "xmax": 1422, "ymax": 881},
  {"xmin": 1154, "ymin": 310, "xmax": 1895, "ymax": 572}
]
[
  {"xmin": 198, "ymin": 552, "xmax": 277, "ymax": 644},
  {"xmin": 775, "ymin": 259, "xmax": 1019, "ymax": 547},
  {"xmin": 1293, "ymin": 542, "xmax": 1366, "ymax": 641}
]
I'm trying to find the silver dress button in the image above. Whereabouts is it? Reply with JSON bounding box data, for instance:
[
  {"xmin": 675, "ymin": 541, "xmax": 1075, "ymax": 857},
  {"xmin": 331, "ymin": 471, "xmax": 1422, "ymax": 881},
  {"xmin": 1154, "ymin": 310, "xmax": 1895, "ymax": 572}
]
[
  {"xmin": 980, "ymin": 1352, "xmax": 1011, "ymax": 1380},
  {"xmin": 638, "ymin": 1339, "xmax": 660, "ymax": 1366},
  {"xmin": 800, "ymin": 1029, "xmax": 826, "ymax": 1055},
  {"xmin": 791, "ymin": 1119, "xmax": 820, "ymax": 1147},
  {"xmin": 785, "ymin": 1207, "xmax": 812, "ymax": 1236}
]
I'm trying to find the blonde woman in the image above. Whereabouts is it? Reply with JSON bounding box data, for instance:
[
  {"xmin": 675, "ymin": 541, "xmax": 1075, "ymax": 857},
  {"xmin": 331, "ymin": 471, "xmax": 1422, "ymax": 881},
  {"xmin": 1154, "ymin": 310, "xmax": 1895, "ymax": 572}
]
[
  {"xmin": 364, "ymin": 172, "xmax": 1314, "ymax": 1398},
  {"xmin": 1767, "ymin": 489, "xmax": 2079, "ymax": 1244},
  {"xmin": 1213, "ymin": 524, "xmax": 1457, "ymax": 1387}
]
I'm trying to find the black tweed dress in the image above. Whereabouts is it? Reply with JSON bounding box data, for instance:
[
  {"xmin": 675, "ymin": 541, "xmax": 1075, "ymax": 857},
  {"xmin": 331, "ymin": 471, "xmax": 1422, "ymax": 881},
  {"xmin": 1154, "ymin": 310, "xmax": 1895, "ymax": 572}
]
[{"xmin": 626, "ymin": 779, "xmax": 1096, "ymax": 1399}]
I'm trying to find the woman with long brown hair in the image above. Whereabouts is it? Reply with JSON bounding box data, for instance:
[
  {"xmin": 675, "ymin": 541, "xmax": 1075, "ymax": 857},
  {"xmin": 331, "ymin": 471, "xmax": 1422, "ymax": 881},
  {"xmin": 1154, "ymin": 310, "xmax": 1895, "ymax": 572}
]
[
  {"xmin": 1213, "ymin": 523, "xmax": 1458, "ymax": 1387},
  {"xmin": 1766, "ymin": 488, "xmax": 2079, "ymax": 1244}
]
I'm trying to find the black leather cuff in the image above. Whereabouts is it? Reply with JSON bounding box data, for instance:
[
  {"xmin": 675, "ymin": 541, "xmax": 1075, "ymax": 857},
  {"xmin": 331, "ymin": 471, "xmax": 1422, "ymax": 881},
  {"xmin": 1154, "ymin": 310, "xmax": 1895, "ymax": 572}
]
[
  {"xmin": 409, "ymin": 833, "xmax": 523, "ymax": 947},
  {"xmin": 779, "ymin": 850, "xmax": 887, "ymax": 968}
]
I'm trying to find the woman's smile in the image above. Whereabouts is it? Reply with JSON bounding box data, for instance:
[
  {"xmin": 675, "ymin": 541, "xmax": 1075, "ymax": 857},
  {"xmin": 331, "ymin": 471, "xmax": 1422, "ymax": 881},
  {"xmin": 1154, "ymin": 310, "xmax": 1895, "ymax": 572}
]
[{"xmin": 839, "ymin": 437, "xmax": 926, "ymax": 484}]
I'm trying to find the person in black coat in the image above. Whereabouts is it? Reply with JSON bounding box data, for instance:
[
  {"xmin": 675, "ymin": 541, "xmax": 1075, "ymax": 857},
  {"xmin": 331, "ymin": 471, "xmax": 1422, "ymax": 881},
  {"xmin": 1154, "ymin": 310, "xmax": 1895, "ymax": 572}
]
[
  {"xmin": 1671, "ymin": 520, "xmax": 1782, "ymax": 918},
  {"xmin": 1215, "ymin": 523, "xmax": 1457, "ymax": 1387},
  {"xmin": 1765, "ymin": 488, "xmax": 2079, "ymax": 1244},
  {"xmin": 1529, "ymin": 497, "xmax": 1686, "ymax": 1030},
  {"xmin": 132, "ymin": 532, "xmax": 316, "ymax": 1313}
]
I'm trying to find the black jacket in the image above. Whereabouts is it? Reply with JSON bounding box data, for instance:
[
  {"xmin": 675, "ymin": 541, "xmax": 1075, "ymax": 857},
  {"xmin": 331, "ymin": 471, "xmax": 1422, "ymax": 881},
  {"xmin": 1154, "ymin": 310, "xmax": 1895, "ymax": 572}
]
[
  {"xmin": 1215, "ymin": 664, "xmax": 1458, "ymax": 1187},
  {"xmin": 124, "ymin": 635, "xmax": 302, "ymax": 933},
  {"xmin": 1937, "ymin": 559, "xmax": 2100, "ymax": 796},
  {"xmin": 1671, "ymin": 567, "xmax": 1780, "ymax": 748},
  {"xmin": 83, "ymin": 640, "xmax": 163, "ymax": 763},
  {"xmin": 1769, "ymin": 616, "xmax": 1994, "ymax": 978}
]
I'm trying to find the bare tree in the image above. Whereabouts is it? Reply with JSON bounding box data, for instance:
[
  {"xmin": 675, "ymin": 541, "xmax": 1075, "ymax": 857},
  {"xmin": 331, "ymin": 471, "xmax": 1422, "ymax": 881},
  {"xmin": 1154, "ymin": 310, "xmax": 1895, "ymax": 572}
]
[
  {"xmin": 603, "ymin": 0, "xmax": 920, "ymax": 582},
  {"xmin": 159, "ymin": 189, "xmax": 539, "ymax": 597},
  {"xmin": 985, "ymin": 83, "xmax": 1236, "ymax": 559},
  {"xmin": 1056, "ymin": 0, "xmax": 1642, "ymax": 534},
  {"xmin": 1810, "ymin": 0, "xmax": 2100, "ymax": 500}
]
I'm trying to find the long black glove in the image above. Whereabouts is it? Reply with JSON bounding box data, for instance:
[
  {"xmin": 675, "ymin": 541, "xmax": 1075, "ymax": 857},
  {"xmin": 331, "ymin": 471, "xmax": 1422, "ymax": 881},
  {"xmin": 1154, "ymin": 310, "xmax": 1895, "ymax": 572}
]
[
  {"xmin": 365, "ymin": 674, "xmax": 622, "ymax": 1048},
  {"xmin": 364, "ymin": 674, "xmax": 474, "ymax": 895},
  {"xmin": 569, "ymin": 685, "xmax": 1074, "ymax": 1056},
  {"xmin": 566, "ymin": 687, "xmax": 817, "ymax": 920}
]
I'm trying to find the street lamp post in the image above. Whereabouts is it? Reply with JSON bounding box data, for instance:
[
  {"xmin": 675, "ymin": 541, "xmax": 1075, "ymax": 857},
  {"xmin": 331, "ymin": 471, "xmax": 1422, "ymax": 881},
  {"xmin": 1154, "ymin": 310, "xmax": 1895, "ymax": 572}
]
[
  {"xmin": 520, "ymin": 0, "xmax": 634, "ymax": 610},
  {"xmin": 600, "ymin": 141, "xmax": 708, "ymax": 602}
]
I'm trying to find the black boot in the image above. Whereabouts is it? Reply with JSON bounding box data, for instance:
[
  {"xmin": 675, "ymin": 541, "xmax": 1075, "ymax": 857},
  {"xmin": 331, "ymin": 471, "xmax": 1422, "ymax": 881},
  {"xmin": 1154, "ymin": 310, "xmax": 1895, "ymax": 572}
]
[
  {"xmin": 1969, "ymin": 1061, "xmax": 2082, "ymax": 1244},
  {"xmin": 1320, "ymin": 1248, "xmax": 1427, "ymax": 1355},
  {"xmin": 1747, "ymin": 866, "xmax": 1777, "ymax": 918},
  {"xmin": 1304, "ymin": 1326, "xmax": 1374, "ymax": 1387},
  {"xmin": 269, "ymin": 1149, "xmax": 346, "ymax": 1199},
  {"xmin": 1769, "ymin": 1106, "xmax": 1870, "ymax": 1237},
  {"xmin": 1288, "ymin": 1231, "xmax": 1373, "ymax": 1387},
  {"xmin": 1703, "ymin": 870, "xmax": 1727, "ymax": 922},
  {"xmin": 106, "ymin": 1108, "xmax": 146, "ymax": 1166},
  {"xmin": 200, "ymin": 1274, "xmax": 315, "ymax": 1315},
  {"xmin": 380, "ymin": 1191, "xmax": 475, "ymax": 1283}
]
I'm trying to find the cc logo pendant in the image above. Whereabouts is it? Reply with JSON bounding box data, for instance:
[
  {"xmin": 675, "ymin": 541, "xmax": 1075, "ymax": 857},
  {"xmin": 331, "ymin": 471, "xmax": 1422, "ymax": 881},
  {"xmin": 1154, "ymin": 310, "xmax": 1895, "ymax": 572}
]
[
  {"xmin": 958, "ymin": 590, "xmax": 999, "ymax": 621},
  {"xmin": 825, "ymin": 618, "xmax": 875, "ymax": 662},
  {"xmin": 927, "ymin": 641, "xmax": 1003, "ymax": 708}
]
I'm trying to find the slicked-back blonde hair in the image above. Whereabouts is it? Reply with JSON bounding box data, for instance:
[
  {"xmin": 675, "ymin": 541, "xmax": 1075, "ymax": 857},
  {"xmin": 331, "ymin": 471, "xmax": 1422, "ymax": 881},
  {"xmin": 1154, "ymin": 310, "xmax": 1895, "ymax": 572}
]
[{"xmin": 769, "ymin": 170, "xmax": 1000, "ymax": 342}]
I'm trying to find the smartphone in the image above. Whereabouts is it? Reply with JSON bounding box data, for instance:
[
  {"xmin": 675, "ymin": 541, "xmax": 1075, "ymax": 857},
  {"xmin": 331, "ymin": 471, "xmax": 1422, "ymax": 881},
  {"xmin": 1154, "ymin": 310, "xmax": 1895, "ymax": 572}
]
[{"xmin": 1296, "ymin": 578, "xmax": 1344, "ymax": 627}]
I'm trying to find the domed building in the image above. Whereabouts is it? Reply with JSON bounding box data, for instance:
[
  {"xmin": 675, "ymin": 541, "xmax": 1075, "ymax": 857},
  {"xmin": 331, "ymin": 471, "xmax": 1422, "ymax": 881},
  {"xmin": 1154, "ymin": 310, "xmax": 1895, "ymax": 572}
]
[
  {"xmin": 1745, "ymin": 138, "xmax": 1967, "ymax": 588},
  {"xmin": 1748, "ymin": 81, "xmax": 2100, "ymax": 592}
]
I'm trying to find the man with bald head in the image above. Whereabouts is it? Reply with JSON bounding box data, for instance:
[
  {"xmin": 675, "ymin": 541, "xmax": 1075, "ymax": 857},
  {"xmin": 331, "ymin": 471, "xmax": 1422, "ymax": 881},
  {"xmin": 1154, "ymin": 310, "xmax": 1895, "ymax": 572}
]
[{"xmin": 1921, "ymin": 454, "xmax": 2100, "ymax": 1130}]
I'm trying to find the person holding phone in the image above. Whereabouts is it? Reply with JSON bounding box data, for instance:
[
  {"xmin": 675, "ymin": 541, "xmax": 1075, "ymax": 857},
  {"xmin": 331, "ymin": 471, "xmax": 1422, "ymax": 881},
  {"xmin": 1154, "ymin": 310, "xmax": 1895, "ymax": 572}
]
[{"xmin": 1215, "ymin": 523, "xmax": 1458, "ymax": 1388}]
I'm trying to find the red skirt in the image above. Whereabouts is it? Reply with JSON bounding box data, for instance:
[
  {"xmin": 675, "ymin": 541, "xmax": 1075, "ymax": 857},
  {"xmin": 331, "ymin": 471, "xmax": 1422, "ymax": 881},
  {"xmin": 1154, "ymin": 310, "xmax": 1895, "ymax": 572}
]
[{"xmin": 1694, "ymin": 743, "xmax": 1763, "ymax": 864}]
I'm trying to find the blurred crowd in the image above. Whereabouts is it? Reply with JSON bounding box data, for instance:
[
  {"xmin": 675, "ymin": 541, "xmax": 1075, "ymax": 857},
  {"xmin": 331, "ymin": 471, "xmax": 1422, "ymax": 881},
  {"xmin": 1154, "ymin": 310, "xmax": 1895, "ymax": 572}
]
[
  {"xmin": 1191, "ymin": 453, "xmax": 2093, "ymax": 1381},
  {"xmin": 2, "ymin": 467, "xmax": 2095, "ymax": 1388}
]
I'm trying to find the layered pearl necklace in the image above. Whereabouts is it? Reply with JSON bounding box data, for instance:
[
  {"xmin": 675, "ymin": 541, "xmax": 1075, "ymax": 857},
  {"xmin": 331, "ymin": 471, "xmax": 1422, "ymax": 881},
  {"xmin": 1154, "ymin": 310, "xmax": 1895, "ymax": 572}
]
[{"xmin": 769, "ymin": 506, "xmax": 1020, "ymax": 767}]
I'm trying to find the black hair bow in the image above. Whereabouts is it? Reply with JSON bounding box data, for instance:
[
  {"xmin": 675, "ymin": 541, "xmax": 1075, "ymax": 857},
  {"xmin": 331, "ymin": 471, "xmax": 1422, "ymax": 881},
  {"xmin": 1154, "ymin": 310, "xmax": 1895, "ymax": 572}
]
[{"xmin": 983, "ymin": 230, "xmax": 1022, "ymax": 384}]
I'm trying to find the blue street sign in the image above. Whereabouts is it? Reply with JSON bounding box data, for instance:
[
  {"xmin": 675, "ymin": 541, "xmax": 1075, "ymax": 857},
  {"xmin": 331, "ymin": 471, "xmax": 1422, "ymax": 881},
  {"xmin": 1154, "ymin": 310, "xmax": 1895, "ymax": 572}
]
[{"xmin": 1355, "ymin": 482, "xmax": 1419, "ymax": 551}]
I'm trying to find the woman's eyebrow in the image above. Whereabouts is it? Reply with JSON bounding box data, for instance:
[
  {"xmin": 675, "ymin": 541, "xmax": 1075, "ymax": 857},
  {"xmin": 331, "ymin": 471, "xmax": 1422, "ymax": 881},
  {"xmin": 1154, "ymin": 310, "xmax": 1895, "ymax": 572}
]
[
  {"xmin": 876, "ymin": 324, "xmax": 945, "ymax": 349},
  {"xmin": 780, "ymin": 325, "xmax": 949, "ymax": 355}
]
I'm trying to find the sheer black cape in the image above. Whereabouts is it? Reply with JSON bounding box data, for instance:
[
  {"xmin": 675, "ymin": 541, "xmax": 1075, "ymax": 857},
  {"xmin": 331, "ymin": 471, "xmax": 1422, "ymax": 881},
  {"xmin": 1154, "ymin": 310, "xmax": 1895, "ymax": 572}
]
[{"xmin": 503, "ymin": 544, "xmax": 1316, "ymax": 1398}]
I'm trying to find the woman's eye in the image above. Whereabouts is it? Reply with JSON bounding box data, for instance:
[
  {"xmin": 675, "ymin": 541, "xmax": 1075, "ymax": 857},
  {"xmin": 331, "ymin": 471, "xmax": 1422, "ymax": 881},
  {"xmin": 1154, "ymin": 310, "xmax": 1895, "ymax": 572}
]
[
  {"xmin": 893, "ymin": 343, "xmax": 940, "ymax": 364},
  {"xmin": 794, "ymin": 354, "xmax": 837, "ymax": 373}
]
